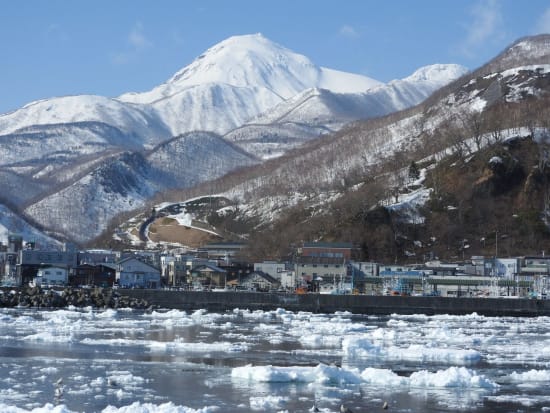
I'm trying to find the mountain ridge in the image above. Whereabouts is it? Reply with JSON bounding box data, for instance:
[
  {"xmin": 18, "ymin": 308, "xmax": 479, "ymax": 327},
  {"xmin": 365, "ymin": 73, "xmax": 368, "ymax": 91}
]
[
  {"xmin": 0, "ymin": 34, "xmax": 470, "ymax": 246},
  {"xmin": 122, "ymin": 35, "xmax": 550, "ymax": 261}
]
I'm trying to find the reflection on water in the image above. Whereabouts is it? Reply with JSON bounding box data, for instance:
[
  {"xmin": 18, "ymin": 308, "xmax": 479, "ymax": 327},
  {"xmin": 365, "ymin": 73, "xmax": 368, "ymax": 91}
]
[{"xmin": 0, "ymin": 307, "xmax": 548, "ymax": 412}]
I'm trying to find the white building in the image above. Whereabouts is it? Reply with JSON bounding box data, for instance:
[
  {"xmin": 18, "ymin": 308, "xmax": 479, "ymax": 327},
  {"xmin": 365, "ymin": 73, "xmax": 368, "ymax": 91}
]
[
  {"xmin": 254, "ymin": 261, "xmax": 286, "ymax": 280},
  {"xmin": 279, "ymin": 270, "xmax": 296, "ymax": 290},
  {"xmin": 117, "ymin": 257, "xmax": 161, "ymax": 289},
  {"xmin": 33, "ymin": 266, "xmax": 68, "ymax": 287}
]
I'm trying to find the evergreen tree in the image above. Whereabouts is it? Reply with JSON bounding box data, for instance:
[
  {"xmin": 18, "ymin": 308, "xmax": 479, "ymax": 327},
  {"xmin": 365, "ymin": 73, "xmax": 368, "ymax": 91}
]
[{"xmin": 408, "ymin": 161, "xmax": 420, "ymax": 182}]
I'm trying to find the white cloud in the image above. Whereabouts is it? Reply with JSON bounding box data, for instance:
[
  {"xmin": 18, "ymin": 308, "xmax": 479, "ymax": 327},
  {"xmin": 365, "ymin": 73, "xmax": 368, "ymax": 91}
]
[
  {"xmin": 339, "ymin": 24, "xmax": 359, "ymax": 38},
  {"xmin": 43, "ymin": 23, "xmax": 68, "ymax": 43},
  {"xmin": 535, "ymin": 8, "xmax": 550, "ymax": 34},
  {"xmin": 128, "ymin": 22, "xmax": 152, "ymax": 50},
  {"xmin": 459, "ymin": 0, "xmax": 504, "ymax": 58},
  {"xmin": 111, "ymin": 22, "xmax": 152, "ymax": 65}
]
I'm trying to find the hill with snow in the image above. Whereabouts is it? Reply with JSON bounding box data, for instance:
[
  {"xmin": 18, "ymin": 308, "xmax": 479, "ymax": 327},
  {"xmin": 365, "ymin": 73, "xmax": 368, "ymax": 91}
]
[
  {"xmin": 0, "ymin": 33, "xmax": 467, "ymax": 246},
  {"xmin": 128, "ymin": 35, "xmax": 550, "ymax": 260}
]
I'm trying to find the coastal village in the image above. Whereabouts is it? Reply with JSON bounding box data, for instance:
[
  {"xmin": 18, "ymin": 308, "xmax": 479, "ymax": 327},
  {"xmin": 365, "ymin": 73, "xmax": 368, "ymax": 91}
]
[{"xmin": 0, "ymin": 234, "xmax": 548, "ymax": 300}]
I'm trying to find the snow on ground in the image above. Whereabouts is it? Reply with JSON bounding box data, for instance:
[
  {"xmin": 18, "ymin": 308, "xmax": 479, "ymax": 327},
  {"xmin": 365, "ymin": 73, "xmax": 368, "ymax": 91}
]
[
  {"xmin": 387, "ymin": 187, "xmax": 432, "ymax": 224},
  {"xmin": 165, "ymin": 210, "xmax": 220, "ymax": 237}
]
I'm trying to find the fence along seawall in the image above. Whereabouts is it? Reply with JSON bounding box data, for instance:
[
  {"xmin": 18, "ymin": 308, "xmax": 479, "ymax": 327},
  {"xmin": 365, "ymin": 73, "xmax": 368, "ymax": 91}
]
[{"xmin": 120, "ymin": 290, "xmax": 550, "ymax": 317}]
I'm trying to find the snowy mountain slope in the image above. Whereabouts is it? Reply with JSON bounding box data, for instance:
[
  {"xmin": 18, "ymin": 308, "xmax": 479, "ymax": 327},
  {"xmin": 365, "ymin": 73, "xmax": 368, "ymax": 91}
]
[
  {"xmin": 120, "ymin": 33, "xmax": 381, "ymax": 104},
  {"xmin": 0, "ymin": 33, "xmax": 471, "ymax": 244},
  {"xmin": 0, "ymin": 203, "xmax": 62, "ymax": 249},
  {"xmin": 0, "ymin": 122, "xmax": 136, "ymax": 168},
  {"xmin": 0, "ymin": 95, "xmax": 171, "ymax": 147},
  {"xmin": 248, "ymin": 64, "xmax": 469, "ymax": 127},
  {"xmin": 141, "ymin": 82, "xmax": 284, "ymax": 136},
  {"xmin": 147, "ymin": 131, "xmax": 258, "ymax": 187},
  {"xmin": 167, "ymin": 36, "xmax": 550, "ymax": 244},
  {"xmin": 118, "ymin": 33, "xmax": 382, "ymax": 135},
  {"xmin": 24, "ymin": 152, "xmax": 159, "ymax": 244},
  {"xmin": 224, "ymin": 123, "xmax": 326, "ymax": 160},
  {"xmin": 24, "ymin": 132, "xmax": 258, "ymax": 243},
  {"xmin": 0, "ymin": 169, "xmax": 47, "ymax": 206},
  {"xmin": 223, "ymin": 64, "xmax": 467, "ymax": 158},
  {"xmin": 481, "ymin": 34, "xmax": 550, "ymax": 75}
]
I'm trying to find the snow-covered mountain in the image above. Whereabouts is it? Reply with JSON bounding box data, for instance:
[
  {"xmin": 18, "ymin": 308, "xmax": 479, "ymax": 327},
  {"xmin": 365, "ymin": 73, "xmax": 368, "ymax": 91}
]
[
  {"xmin": 0, "ymin": 204, "xmax": 62, "ymax": 250},
  {"xmin": 120, "ymin": 33, "xmax": 381, "ymax": 101},
  {"xmin": 0, "ymin": 95, "xmax": 171, "ymax": 147},
  {"xmin": 118, "ymin": 33, "xmax": 383, "ymax": 136},
  {"xmin": 0, "ymin": 33, "xmax": 468, "ymax": 245},
  {"xmin": 202, "ymin": 35, "xmax": 550, "ymax": 247},
  {"xmin": 24, "ymin": 132, "xmax": 258, "ymax": 243}
]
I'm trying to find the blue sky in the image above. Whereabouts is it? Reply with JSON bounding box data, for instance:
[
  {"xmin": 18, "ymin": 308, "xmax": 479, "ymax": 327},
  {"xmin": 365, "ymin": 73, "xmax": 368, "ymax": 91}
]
[{"xmin": 1, "ymin": 0, "xmax": 549, "ymax": 114}]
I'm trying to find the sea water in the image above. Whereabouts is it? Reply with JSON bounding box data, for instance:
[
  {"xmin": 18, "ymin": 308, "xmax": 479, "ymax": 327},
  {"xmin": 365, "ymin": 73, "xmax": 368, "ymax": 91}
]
[{"xmin": 0, "ymin": 306, "xmax": 549, "ymax": 412}]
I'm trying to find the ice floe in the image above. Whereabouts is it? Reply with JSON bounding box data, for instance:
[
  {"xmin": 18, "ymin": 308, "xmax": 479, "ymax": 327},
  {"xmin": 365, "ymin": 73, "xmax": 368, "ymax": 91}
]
[{"xmin": 231, "ymin": 363, "xmax": 497, "ymax": 390}]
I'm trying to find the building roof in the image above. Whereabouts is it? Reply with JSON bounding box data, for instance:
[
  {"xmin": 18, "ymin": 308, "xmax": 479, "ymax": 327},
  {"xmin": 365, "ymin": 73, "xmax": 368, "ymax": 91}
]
[
  {"xmin": 243, "ymin": 271, "xmax": 279, "ymax": 285},
  {"xmin": 117, "ymin": 256, "xmax": 160, "ymax": 272},
  {"xmin": 241, "ymin": 271, "xmax": 279, "ymax": 284},
  {"xmin": 302, "ymin": 242, "xmax": 353, "ymax": 249},
  {"xmin": 193, "ymin": 263, "xmax": 227, "ymax": 273}
]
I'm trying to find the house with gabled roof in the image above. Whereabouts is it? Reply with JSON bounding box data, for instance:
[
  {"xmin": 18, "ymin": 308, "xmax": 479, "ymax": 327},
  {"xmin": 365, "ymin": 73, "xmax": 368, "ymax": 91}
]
[
  {"xmin": 191, "ymin": 263, "xmax": 227, "ymax": 289},
  {"xmin": 116, "ymin": 257, "xmax": 161, "ymax": 289},
  {"xmin": 239, "ymin": 270, "xmax": 280, "ymax": 292}
]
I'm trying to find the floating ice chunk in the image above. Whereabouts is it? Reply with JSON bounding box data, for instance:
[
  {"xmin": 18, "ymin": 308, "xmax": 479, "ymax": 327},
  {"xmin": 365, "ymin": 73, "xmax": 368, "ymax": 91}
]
[
  {"xmin": 249, "ymin": 395, "xmax": 288, "ymax": 410},
  {"xmin": 342, "ymin": 336, "xmax": 384, "ymax": 358},
  {"xmin": 360, "ymin": 367, "xmax": 408, "ymax": 387},
  {"xmin": 232, "ymin": 364, "xmax": 496, "ymax": 391},
  {"xmin": 409, "ymin": 366, "xmax": 498, "ymax": 390},
  {"xmin": 508, "ymin": 369, "xmax": 550, "ymax": 382},
  {"xmin": 299, "ymin": 334, "xmax": 342, "ymax": 348},
  {"xmin": 22, "ymin": 332, "xmax": 74, "ymax": 343},
  {"xmin": 0, "ymin": 402, "xmax": 76, "ymax": 412},
  {"xmin": 102, "ymin": 401, "xmax": 220, "ymax": 412},
  {"xmin": 231, "ymin": 364, "xmax": 362, "ymax": 385},
  {"xmin": 391, "ymin": 344, "xmax": 481, "ymax": 365},
  {"xmin": 342, "ymin": 336, "xmax": 480, "ymax": 365}
]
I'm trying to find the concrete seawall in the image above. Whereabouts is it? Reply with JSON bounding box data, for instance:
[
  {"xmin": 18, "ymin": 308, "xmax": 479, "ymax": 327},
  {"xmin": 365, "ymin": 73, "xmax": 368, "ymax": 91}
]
[{"xmin": 120, "ymin": 290, "xmax": 550, "ymax": 317}]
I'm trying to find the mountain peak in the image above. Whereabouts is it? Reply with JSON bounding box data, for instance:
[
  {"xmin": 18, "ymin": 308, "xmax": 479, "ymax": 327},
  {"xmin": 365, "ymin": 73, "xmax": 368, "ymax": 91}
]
[
  {"xmin": 166, "ymin": 32, "xmax": 316, "ymax": 95},
  {"xmin": 404, "ymin": 64, "xmax": 469, "ymax": 83},
  {"xmin": 119, "ymin": 34, "xmax": 381, "ymax": 106},
  {"xmin": 481, "ymin": 34, "xmax": 550, "ymax": 75}
]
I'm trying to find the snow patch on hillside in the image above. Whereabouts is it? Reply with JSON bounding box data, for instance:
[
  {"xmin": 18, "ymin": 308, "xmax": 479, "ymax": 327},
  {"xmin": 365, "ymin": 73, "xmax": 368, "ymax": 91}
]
[{"xmin": 0, "ymin": 204, "xmax": 62, "ymax": 249}]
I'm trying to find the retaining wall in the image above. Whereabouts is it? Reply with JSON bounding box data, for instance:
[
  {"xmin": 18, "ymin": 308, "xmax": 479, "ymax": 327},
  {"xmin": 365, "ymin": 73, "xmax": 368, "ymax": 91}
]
[{"xmin": 120, "ymin": 290, "xmax": 550, "ymax": 317}]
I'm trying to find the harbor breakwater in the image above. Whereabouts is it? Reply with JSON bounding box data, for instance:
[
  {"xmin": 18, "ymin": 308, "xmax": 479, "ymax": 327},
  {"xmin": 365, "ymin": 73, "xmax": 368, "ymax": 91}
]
[
  {"xmin": 1, "ymin": 287, "xmax": 549, "ymax": 316},
  {"xmin": 120, "ymin": 289, "xmax": 550, "ymax": 317}
]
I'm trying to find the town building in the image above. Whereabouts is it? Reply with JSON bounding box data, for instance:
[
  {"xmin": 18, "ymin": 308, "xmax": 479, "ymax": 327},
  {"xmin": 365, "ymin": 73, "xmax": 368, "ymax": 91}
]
[
  {"xmin": 116, "ymin": 257, "xmax": 161, "ymax": 289},
  {"xmin": 32, "ymin": 266, "xmax": 69, "ymax": 287},
  {"xmin": 253, "ymin": 261, "xmax": 286, "ymax": 280},
  {"xmin": 190, "ymin": 263, "xmax": 227, "ymax": 289}
]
